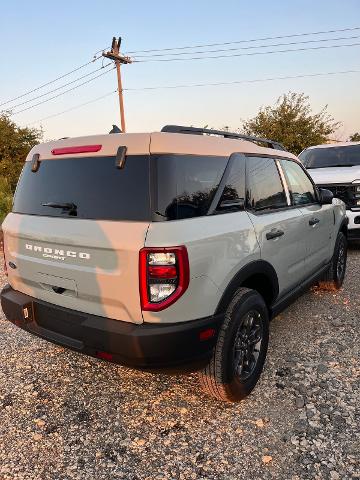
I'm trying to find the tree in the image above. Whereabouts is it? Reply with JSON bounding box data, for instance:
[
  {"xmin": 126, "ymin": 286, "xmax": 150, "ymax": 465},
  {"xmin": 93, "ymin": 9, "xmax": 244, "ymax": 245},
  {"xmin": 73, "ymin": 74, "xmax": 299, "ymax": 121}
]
[
  {"xmin": 0, "ymin": 113, "xmax": 42, "ymax": 193},
  {"xmin": 242, "ymin": 92, "xmax": 341, "ymax": 155},
  {"xmin": 349, "ymin": 132, "xmax": 360, "ymax": 142},
  {"xmin": 0, "ymin": 178, "xmax": 13, "ymax": 224}
]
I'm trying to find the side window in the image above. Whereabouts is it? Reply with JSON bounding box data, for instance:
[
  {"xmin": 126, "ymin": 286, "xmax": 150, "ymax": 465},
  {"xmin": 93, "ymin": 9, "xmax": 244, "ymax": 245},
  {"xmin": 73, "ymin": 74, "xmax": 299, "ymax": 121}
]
[
  {"xmin": 246, "ymin": 157, "xmax": 288, "ymax": 212},
  {"xmin": 280, "ymin": 159, "xmax": 317, "ymax": 206},
  {"xmin": 216, "ymin": 155, "xmax": 245, "ymax": 212},
  {"xmin": 154, "ymin": 154, "xmax": 228, "ymax": 220}
]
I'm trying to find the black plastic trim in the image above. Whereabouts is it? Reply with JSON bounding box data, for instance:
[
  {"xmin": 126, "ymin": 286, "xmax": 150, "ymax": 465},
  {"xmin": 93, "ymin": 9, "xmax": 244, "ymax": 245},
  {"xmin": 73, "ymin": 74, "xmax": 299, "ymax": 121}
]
[
  {"xmin": 207, "ymin": 152, "xmax": 246, "ymax": 216},
  {"xmin": 347, "ymin": 228, "xmax": 360, "ymax": 240},
  {"xmin": 215, "ymin": 260, "xmax": 279, "ymax": 315},
  {"xmin": 0, "ymin": 285, "xmax": 223, "ymax": 371},
  {"xmin": 161, "ymin": 125, "xmax": 287, "ymax": 151}
]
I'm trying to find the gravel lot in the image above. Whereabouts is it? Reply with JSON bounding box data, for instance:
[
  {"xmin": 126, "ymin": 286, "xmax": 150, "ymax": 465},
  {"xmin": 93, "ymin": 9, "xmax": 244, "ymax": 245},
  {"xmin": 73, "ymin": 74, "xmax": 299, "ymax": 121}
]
[{"xmin": 0, "ymin": 250, "xmax": 359, "ymax": 480}]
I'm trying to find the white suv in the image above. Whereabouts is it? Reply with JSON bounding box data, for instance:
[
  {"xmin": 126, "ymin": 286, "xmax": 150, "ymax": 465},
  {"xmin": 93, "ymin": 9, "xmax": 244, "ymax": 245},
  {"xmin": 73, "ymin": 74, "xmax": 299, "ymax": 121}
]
[
  {"xmin": 300, "ymin": 142, "xmax": 360, "ymax": 240},
  {"xmin": 1, "ymin": 125, "xmax": 348, "ymax": 402}
]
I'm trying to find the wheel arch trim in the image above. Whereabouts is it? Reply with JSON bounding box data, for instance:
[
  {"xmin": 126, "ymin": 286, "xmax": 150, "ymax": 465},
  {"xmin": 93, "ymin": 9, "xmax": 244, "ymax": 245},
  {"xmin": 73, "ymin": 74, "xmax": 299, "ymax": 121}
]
[{"xmin": 215, "ymin": 260, "xmax": 279, "ymax": 315}]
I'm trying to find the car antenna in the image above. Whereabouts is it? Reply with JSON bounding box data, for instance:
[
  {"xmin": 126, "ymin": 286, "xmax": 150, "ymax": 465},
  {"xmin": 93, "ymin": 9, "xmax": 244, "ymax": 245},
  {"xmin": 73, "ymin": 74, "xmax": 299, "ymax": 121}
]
[{"xmin": 109, "ymin": 124, "xmax": 122, "ymax": 134}]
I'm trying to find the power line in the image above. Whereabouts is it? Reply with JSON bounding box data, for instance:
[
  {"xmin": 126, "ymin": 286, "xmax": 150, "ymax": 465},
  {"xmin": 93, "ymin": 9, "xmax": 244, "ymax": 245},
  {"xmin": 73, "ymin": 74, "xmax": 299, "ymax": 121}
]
[
  {"xmin": 93, "ymin": 46, "xmax": 110, "ymax": 56},
  {"xmin": 1, "ymin": 64, "xmax": 113, "ymax": 112},
  {"xmin": 134, "ymin": 42, "xmax": 360, "ymax": 63},
  {"xmin": 125, "ymin": 26, "xmax": 360, "ymax": 54},
  {"xmin": 24, "ymin": 68, "xmax": 360, "ymax": 125},
  {"xmin": 0, "ymin": 54, "xmax": 104, "ymax": 108},
  {"xmin": 11, "ymin": 67, "xmax": 115, "ymax": 116},
  {"xmin": 28, "ymin": 90, "xmax": 117, "ymax": 125},
  {"xmin": 123, "ymin": 68, "xmax": 360, "ymax": 91},
  {"xmin": 133, "ymin": 34, "xmax": 360, "ymax": 59}
]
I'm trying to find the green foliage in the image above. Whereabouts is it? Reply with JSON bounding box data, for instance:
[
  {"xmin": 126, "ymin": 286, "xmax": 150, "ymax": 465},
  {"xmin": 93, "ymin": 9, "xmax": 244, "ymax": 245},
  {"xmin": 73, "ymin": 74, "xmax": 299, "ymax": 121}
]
[
  {"xmin": 0, "ymin": 177, "xmax": 13, "ymax": 224},
  {"xmin": 349, "ymin": 132, "xmax": 360, "ymax": 142},
  {"xmin": 0, "ymin": 113, "xmax": 42, "ymax": 193},
  {"xmin": 242, "ymin": 92, "xmax": 341, "ymax": 155}
]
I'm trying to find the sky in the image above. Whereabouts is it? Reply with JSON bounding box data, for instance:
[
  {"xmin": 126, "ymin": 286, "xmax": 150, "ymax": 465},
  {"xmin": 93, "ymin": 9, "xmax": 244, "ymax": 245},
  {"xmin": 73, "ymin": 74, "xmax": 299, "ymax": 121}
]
[{"xmin": 0, "ymin": 0, "xmax": 359, "ymax": 141}]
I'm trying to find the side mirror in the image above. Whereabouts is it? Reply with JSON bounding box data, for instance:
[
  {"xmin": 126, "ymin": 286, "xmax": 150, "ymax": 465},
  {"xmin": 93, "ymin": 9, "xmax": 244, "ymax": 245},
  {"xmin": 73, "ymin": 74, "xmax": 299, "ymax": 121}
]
[
  {"xmin": 218, "ymin": 198, "xmax": 245, "ymax": 211},
  {"xmin": 318, "ymin": 188, "xmax": 333, "ymax": 205}
]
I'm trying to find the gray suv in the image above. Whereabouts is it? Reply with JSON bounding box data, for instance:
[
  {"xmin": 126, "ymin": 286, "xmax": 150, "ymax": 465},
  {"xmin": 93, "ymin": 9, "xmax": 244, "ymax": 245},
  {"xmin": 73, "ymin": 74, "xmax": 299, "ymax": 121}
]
[{"xmin": 1, "ymin": 125, "xmax": 348, "ymax": 402}]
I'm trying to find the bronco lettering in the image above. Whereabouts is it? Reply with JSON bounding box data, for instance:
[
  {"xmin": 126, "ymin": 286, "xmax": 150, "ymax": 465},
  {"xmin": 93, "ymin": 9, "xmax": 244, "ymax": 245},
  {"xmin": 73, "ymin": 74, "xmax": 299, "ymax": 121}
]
[{"xmin": 25, "ymin": 243, "xmax": 91, "ymax": 260}]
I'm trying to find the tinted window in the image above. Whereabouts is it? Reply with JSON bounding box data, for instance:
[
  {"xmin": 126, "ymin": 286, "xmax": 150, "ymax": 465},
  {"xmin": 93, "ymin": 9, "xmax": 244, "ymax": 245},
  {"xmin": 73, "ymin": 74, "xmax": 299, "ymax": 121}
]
[
  {"xmin": 153, "ymin": 154, "xmax": 228, "ymax": 220},
  {"xmin": 217, "ymin": 155, "xmax": 245, "ymax": 212},
  {"xmin": 246, "ymin": 157, "xmax": 287, "ymax": 212},
  {"xmin": 299, "ymin": 145, "xmax": 360, "ymax": 168},
  {"xmin": 13, "ymin": 155, "xmax": 151, "ymax": 221},
  {"xmin": 280, "ymin": 159, "xmax": 317, "ymax": 205}
]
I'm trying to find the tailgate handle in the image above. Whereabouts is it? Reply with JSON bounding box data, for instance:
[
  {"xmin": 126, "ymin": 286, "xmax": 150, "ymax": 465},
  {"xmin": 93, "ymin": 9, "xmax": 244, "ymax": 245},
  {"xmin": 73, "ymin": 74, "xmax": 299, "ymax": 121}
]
[{"xmin": 52, "ymin": 286, "xmax": 66, "ymax": 295}]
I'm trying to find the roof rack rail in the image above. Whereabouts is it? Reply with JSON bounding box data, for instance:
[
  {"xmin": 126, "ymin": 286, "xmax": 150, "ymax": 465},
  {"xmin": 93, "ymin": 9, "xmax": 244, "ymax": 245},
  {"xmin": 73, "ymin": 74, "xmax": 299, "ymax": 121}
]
[{"xmin": 161, "ymin": 125, "xmax": 286, "ymax": 151}]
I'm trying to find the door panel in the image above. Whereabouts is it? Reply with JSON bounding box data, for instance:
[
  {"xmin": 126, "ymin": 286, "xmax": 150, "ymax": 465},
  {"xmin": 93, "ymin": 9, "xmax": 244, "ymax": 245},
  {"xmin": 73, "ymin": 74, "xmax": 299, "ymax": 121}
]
[
  {"xmin": 245, "ymin": 156, "xmax": 306, "ymax": 295},
  {"xmin": 297, "ymin": 204, "xmax": 333, "ymax": 275},
  {"xmin": 247, "ymin": 209, "xmax": 306, "ymax": 295},
  {"xmin": 278, "ymin": 158, "xmax": 333, "ymax": 275}
]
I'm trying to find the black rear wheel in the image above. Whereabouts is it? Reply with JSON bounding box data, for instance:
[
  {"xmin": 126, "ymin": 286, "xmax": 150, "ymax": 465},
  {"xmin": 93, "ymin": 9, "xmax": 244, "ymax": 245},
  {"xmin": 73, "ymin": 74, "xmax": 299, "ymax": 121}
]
[{"xmin": 198, "ymin": 288, "xmax": 269, "ymax": 402}]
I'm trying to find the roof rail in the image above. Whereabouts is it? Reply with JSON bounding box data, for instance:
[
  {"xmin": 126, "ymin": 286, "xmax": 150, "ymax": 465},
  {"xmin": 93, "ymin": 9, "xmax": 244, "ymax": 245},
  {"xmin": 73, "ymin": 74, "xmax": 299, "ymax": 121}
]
[{"xmin": 161, "ymin": 125, "xmax": 286, "ymax": 151}]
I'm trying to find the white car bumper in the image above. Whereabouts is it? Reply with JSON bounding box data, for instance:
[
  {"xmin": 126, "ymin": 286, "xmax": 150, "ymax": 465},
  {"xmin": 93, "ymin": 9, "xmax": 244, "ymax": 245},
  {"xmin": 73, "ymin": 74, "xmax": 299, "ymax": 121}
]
[{"xmin": 347, "ymin": 209, "xmax": 360, "ymax": 239}]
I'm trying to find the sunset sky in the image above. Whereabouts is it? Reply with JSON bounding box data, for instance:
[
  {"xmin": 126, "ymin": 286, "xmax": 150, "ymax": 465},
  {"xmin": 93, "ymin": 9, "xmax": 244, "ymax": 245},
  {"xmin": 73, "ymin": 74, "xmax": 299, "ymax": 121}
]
[{"xmin": 1, "ymin": 0, "xmax": 359, "ymax": 140}]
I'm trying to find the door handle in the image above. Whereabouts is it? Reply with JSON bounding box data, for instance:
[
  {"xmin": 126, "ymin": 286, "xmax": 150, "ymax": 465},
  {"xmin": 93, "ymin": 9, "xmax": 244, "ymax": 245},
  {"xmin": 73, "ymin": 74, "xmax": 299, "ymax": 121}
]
[
  {"xmin": 266, "ymin": 229, "xmax": 284, "ymax": 240},
  {"xmin": 309, "ymin": 217, "xmax": 320, "ymax": 226}
]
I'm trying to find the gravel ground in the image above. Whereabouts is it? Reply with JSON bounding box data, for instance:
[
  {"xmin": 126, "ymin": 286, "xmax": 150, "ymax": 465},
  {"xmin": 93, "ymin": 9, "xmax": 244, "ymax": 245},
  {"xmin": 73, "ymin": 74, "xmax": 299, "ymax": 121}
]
[{"xmin": 0, "ymin": 250, "xmax": 359, "ymax": 480}]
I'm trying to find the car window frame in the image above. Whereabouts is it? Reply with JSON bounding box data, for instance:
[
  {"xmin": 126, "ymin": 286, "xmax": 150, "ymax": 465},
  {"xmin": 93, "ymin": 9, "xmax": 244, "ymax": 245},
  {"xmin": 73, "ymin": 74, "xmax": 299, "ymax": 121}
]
[
  {"xmin": 277, "ymin": 157, "xmax": 321, "ymax": 207},
  {"xmin": 244, "ymin": 154, "xmax": 291, "ymax": 215},
  {"xmin": 209, "ymin": 152, "xmax": 246, "ymax": 216}
]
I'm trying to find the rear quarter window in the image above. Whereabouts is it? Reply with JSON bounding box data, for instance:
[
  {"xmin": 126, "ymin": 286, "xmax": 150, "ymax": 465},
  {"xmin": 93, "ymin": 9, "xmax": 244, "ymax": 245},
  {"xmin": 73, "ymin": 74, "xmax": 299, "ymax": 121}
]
[{"xmin": 152, "ymin": 154, "xmax": 228, "ymax": 220}]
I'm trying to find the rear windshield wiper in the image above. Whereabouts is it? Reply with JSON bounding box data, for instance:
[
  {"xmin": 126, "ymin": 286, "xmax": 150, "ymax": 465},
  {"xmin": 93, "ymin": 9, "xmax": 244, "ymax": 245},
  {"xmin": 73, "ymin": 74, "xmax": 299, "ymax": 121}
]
[{"xmin": 42, "ymin": 202, "xmax": 77, "ymax": 216}]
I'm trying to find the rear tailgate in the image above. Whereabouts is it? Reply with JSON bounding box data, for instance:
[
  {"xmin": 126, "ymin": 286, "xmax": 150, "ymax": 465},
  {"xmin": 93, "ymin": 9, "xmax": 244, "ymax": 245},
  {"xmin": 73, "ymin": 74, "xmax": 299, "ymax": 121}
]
[
  {"xmin": 3, "ymin": 214, "xmax": 148, "ymax": 324},
  {"xmin": 2, "ymin": 134, "xmax": 152, "ymax": 324}
]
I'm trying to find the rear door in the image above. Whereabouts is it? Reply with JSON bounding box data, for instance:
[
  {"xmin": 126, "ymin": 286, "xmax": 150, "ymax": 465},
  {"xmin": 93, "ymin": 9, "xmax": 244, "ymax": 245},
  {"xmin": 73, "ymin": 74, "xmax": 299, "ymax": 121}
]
[
  {"xmin": 3, "ymin": 153, "xmax": 151, "ymax": 324},
  {"xmin": 245, "ymin": 156, "xmax": 306, "ymax": 296},
  {"xmin": 279, "ymin": 158, "xmax": 333, "ymax": 275}
]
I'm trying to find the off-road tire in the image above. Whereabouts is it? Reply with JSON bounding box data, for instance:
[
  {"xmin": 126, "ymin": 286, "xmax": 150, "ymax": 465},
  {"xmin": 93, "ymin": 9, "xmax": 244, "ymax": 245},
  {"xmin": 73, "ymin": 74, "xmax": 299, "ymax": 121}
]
[
  {"xmin": 198, "ymin": 288, "xmax": 269, "ymax": 402},
  {"xmin": 319, "ymin": 231, "xmax": 347, "ymax": 291}
]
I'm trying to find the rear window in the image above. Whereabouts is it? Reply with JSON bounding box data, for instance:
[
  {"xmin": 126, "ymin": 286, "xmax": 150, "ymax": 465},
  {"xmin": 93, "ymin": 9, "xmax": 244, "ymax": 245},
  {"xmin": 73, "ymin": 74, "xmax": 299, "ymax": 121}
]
[
  {"xmin": 152, "ymin": 154, "xmax": 228, "ymax": 220},
  {"xmin": 300, "ymin": 145, "xmax": 360, "ymax": 168},
  {"xmin": 13, "ymin": 155, "xmax": 151, "ymax": 221}
]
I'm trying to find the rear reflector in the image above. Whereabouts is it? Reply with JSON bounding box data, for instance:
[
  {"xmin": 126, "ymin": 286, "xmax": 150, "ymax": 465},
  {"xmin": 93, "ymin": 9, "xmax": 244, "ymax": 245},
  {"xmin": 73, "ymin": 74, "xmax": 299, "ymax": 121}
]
[
  {"xmin": 51, "ymin": 145, "xmax": 102, "ymax": 155},
  {"xmin": 199, "ymin": 328, "xmax": 216, "ymax": 341},
  {"xmin": 96, "ymin": 351, "xmax": 113, "ymax": 361}
]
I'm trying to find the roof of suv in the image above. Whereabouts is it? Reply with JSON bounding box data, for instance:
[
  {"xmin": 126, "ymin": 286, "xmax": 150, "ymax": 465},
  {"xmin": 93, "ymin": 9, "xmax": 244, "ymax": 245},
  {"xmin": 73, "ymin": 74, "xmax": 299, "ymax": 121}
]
[
  {"xmin": 304, "ymin": 141, "xmax": 360, "ymax": 150},
  {"xmin": 25, "ymin": 130, "xmax": 298, "ymax": 162}
]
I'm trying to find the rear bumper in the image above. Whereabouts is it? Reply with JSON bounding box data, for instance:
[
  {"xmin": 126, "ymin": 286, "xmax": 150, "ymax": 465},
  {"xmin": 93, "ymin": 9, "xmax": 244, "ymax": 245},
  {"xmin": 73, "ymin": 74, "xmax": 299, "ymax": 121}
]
[{"xmin": 0, "ymin": 284, "xmax": 222, "ymax": 371}]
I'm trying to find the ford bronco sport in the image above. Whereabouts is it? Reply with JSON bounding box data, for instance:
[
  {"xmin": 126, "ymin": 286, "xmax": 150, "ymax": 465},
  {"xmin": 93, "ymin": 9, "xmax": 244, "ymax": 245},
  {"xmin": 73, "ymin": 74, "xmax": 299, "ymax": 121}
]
[
  {"xmin": 300, "ymin": 142, "xmax": 360, "ymax": 240},
  {"xmin": 1, "ymin": 125, "xmax": 348, "ymax": 402}
]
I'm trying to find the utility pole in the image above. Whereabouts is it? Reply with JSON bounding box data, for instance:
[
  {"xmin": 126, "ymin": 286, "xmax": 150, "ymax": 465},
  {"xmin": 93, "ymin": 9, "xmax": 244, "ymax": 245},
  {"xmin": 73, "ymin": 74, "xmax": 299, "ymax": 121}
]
[{"xmin": 102, "ymin": 37, "xmax": 132, "ymax": 133}]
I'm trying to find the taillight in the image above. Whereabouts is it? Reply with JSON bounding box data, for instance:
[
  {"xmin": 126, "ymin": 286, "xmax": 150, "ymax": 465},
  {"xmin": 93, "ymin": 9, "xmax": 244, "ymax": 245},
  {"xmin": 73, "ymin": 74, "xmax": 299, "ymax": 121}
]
[
  {"xmin": 139, "ymin": 246, "xmax": 189, "ymax": 311},
  {"xmin": 0, "ymin": 232, "xmax": 7, "ymax": 277}
]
